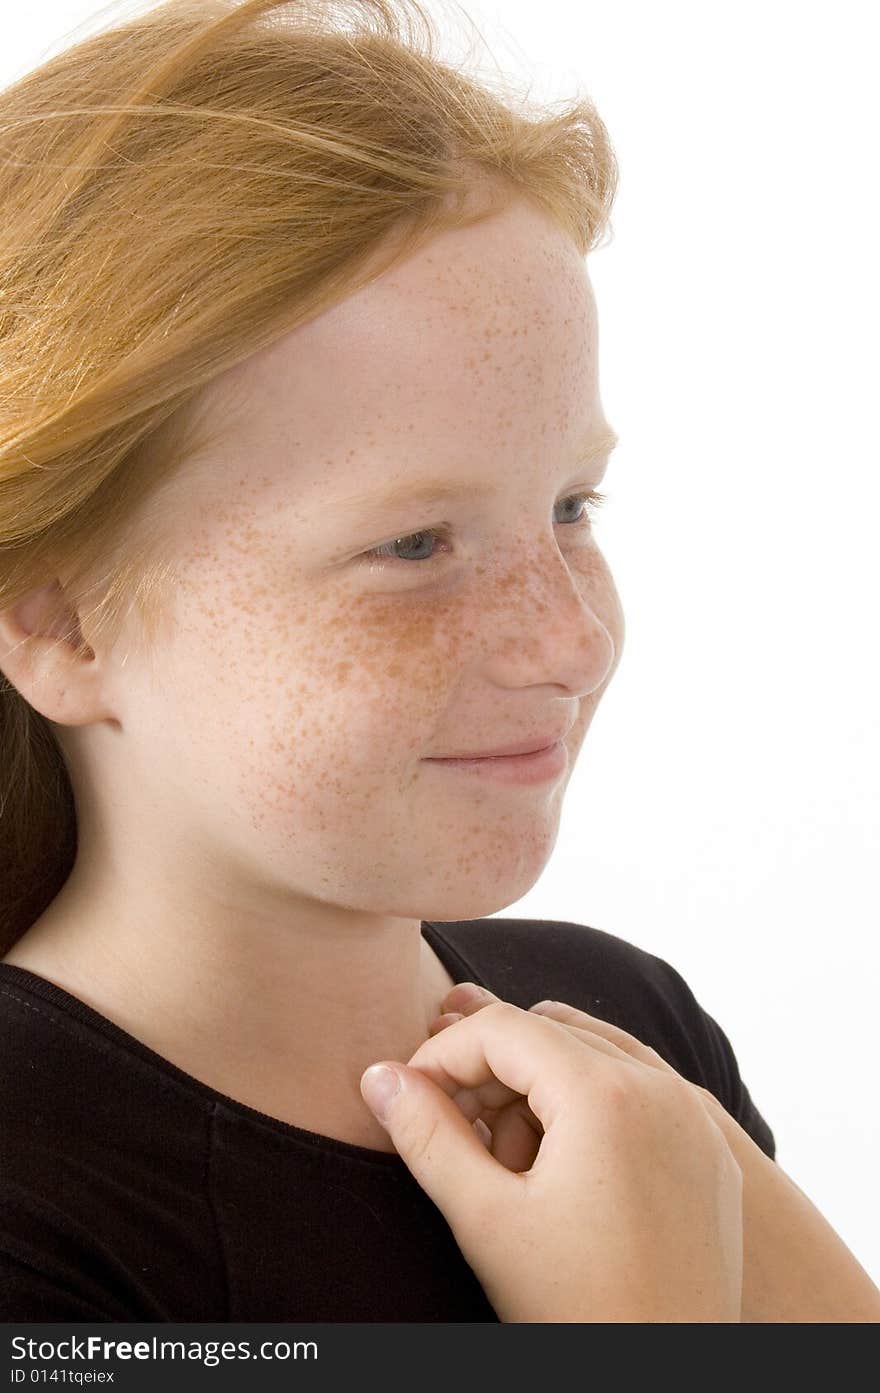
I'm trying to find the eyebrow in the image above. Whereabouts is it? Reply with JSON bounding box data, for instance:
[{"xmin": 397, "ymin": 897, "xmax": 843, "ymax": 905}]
[{"xmin": 334, "ymin": 427, "xmax": 620, "ymax": 515}]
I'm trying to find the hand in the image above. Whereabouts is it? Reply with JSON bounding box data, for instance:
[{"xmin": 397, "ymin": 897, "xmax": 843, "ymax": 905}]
[
  {"xmin": 360, "ymin": 981, "xmax": 744, "ymax": 1322},
  {"xmin": 404, "ymin": 982, "xmax": 880, "ymax": 1323}
]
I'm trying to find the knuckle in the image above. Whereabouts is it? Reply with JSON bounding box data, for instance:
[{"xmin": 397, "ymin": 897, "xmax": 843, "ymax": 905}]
[
  {"xmin": 594, "ymin": 1067, "xmax": 641, "ymax": 1113},
  {"xmin": 594, "ymin": 1063, "xmax": 688, "ymax": 1119},
  {"xmin": 694, "ymin": 1082, "xmax": 724, "ymax": 1112},
  {"xmin": 484, "ymin": 1000, "xmax": 521, "ymax": 1026},
  {"xmin": 660, "ymin": 1070, "xmax": 703, "ymax": 1113},
  {"xmin": 664, "ymin": 1076, "xmax": 733, "ymax": 1146}
]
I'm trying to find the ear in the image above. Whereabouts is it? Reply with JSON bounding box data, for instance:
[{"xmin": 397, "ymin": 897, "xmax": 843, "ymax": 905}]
[{"xmin": 0, "ymin": 578, "xmax": 117, "ymax": 728}]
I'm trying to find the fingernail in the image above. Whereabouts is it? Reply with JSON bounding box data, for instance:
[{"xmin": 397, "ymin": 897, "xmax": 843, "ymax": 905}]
[
  {"xmin": 473, "ymin": 1118, "xmax": 492, "ymax": 1148},
  {"xmin": 449, "ymin": 982, "xmax": 487, "ymax": 1005},
  {"xmin": 361, "ymin": 1065, "xmax": 401, "ymax": 1122},
  {"xmin": 531, "ymin": 1000, "xmax": 560, "ymax": 1013}
]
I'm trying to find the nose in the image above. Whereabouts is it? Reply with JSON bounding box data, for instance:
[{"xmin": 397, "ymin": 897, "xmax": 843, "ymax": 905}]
[{"xmin": 480, "ymin": 541, "xmax": 617, "ymax": 699}]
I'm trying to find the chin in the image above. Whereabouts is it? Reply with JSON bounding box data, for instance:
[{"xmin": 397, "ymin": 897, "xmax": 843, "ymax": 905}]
[{"xmin": 416, "ymin": 863, "xmax": 554, "ymax": 924}]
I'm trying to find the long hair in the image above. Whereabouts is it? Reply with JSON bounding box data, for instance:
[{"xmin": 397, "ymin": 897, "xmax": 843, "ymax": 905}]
[{"xmin": 0, "ymin": 0, "xmax": 618, "ymax": 953}]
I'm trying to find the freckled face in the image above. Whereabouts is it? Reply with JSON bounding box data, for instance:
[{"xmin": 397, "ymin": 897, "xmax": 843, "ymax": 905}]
[{"xmin": 127, "ymin": 197, "xmax": 625, "ymax": 921}]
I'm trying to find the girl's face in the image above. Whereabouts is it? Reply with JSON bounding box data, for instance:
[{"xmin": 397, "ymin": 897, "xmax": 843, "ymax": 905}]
[{"xmin": 93, "ymin": 195, "xmax": 625, "ymax": 924}]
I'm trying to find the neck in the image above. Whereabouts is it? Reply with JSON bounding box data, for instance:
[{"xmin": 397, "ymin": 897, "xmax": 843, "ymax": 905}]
[{"xmin": 2, "ymin": 864, "xmax": 458, "ymax": 1151}]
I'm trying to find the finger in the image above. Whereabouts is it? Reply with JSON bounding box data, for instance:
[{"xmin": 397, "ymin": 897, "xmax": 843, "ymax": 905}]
[
  {"xmin": 425, "ymin": 1002, "xmax": 641, "ymax": 1120},
  {"xmin": 444, "ymin": 981, "xmax": 678, "ymax": 1077},
  {"xmin": 528, "ymin": 1000, "xmax": 679, "ymax": 1074},
  {"xmin": 359, "ymin": 1060, "xmax": 518, "ymax": 1224},
  {"xmin": 429, "ymin": 1016, "xmax": 548, "ymax": 1147},
  {"xmin": 428, "ymin": 1011, "xmax": 464, "ymax": 1036},
  {"xmin": 472, "ymin": 1117, "xmax": 492, "ymax": 1149},
  {"xmin": 406, "ymin": 999, "xmax": 621, "ymax": 1134},
  {"xmin": 430, "ymin": 1014, "xmax": 515, "ymax": 1118},
  {"xmin": 528, "ymin": 1004, "xmax": 735, "ymax": 1129},
  {"xmin": 490, "ymin": 1100, "xmax": 544, "ymax": 1172},
  {"xmin": 437, "ymin": 985, "xmax": 729, "ymax": 1131},
  {"xmin": 439, "ymin": 984, "xmax": 644, "ymax": 1071},
  {"xmin": 428, "ymin": 1013, "xmax": 518, "ymax": 1115},
  {"xmin": 441, "ymin": 981, "xmax": 501, "ymax": 1015},
  {"xmin": 477, "ymin": 1097, "xmax": 544, "ymax": 1173}
]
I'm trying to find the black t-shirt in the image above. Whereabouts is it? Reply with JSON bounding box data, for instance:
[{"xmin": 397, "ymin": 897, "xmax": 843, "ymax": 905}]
[{"xmin": 0, "ymin": 917, "xmax": 775, "ymax": 1321}]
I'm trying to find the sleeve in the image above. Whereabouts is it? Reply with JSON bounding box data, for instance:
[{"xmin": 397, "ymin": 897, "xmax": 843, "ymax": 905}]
[
  {"xmin": 475, "ymin": 916, "xmax": 780, "ymax": 1163},
  {"xmin": 0, "ymin": 1249, "xmax": 120, "ymax": 1322},
  {"xmin": 639, "ymin": 953, "xmax": 777, "ymax": 1161},
  {"xmin": 692, "ymin": 1005, "xmax": 777, "ymax": 1161}
]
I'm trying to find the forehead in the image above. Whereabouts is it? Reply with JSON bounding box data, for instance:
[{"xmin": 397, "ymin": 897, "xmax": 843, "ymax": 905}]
[{"xmin": 181, "ymin": 198, "xmax": 600, "ymax": 511}]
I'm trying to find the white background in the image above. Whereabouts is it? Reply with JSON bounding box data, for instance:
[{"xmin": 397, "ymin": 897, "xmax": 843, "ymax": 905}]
[{"xmin": 4, "ymin": 2, "xmax": 878, "ymax": 1289}]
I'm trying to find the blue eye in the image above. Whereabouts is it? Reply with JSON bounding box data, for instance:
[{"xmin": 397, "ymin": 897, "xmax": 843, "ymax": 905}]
[{"xmin": 360, "ymin": 490, "xmax": 608, "ymax": 569}]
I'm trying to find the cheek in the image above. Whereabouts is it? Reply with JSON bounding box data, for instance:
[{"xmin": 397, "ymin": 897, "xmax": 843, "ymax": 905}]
[
  {"xmin": 324, "ymin": 592, "xmax": 465, "ymax": 749},
  {"xmin": 171, "ymin": 570, "xmax": 455, "ymax": 785},
  {"xmin": 322, "ymin": 544, "xmax": 624, "ymax": 714},
  {"xmin": 167, "ymin": 538, "xmax": 622, "ymax": 787}
]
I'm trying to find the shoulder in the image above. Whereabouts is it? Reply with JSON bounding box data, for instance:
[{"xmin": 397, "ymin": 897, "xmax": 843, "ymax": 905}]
[
  {"xmin": 426, "ymin": 914, "xmax": 694, "ymax": 1022},
  {"xmin": 427, "ymin": 916, "xmax": 777, "ymax": 1160},
  {"xmin": 0, "ymin": 968, "xmax": 212, "ymax": 1320}
]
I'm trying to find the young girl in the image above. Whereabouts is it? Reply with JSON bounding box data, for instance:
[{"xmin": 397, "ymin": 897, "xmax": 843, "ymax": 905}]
[{"xmin": 1, "ymin": 0, "xmax": 877, "ymax": 1323}]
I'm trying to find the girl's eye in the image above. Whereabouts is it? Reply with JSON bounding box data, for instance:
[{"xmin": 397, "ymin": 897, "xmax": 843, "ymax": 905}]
[{"xmin": 360, "ymin": 490, "xmax": 608, "ymax": 570}]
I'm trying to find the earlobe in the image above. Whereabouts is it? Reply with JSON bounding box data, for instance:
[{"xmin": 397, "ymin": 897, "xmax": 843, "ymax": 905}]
[{"xmin": 0, "ymin": 579, "xmax": 102, "ymax": 728}]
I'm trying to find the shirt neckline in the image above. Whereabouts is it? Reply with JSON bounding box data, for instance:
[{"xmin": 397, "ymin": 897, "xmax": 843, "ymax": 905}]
[{"xmin": 0, "ymin": 919, "xmax": 492, "ymax": 1167}]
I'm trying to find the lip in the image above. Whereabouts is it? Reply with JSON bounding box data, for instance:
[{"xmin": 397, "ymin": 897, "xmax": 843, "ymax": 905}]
[
  {"xmin": 423, "ymin": 739, "xmax": 568, "ymax": 786},
  {"xmin": 427, "ymin": 734, "xmax": 568, "ymax": 759}
]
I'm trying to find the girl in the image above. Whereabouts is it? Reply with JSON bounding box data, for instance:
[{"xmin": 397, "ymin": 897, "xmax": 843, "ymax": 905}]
[{"xmin": 1, "ymin": 0, "xmax": 877, "ymax": 1322}]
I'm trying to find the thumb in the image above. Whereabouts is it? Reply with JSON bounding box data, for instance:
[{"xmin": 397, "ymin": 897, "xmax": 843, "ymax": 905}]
[{"xmin": 360, "ymin": 1062, "xmax": 505, "ymax": 1228}]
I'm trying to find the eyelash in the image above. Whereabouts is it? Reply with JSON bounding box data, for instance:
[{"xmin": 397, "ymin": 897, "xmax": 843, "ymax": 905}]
[{"xmin": 360, "ymin": 490, "xmax": 609, "ymax": 569}]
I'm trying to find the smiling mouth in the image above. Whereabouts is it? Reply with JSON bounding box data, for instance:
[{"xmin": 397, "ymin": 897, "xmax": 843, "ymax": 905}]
[
  {"xmin": 422, "ymin": 740, "xmax": 568, "ymax": 784},
  {"xmin": 426, "ymin": 730, "xmax": 572, "ymax": 760}
]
